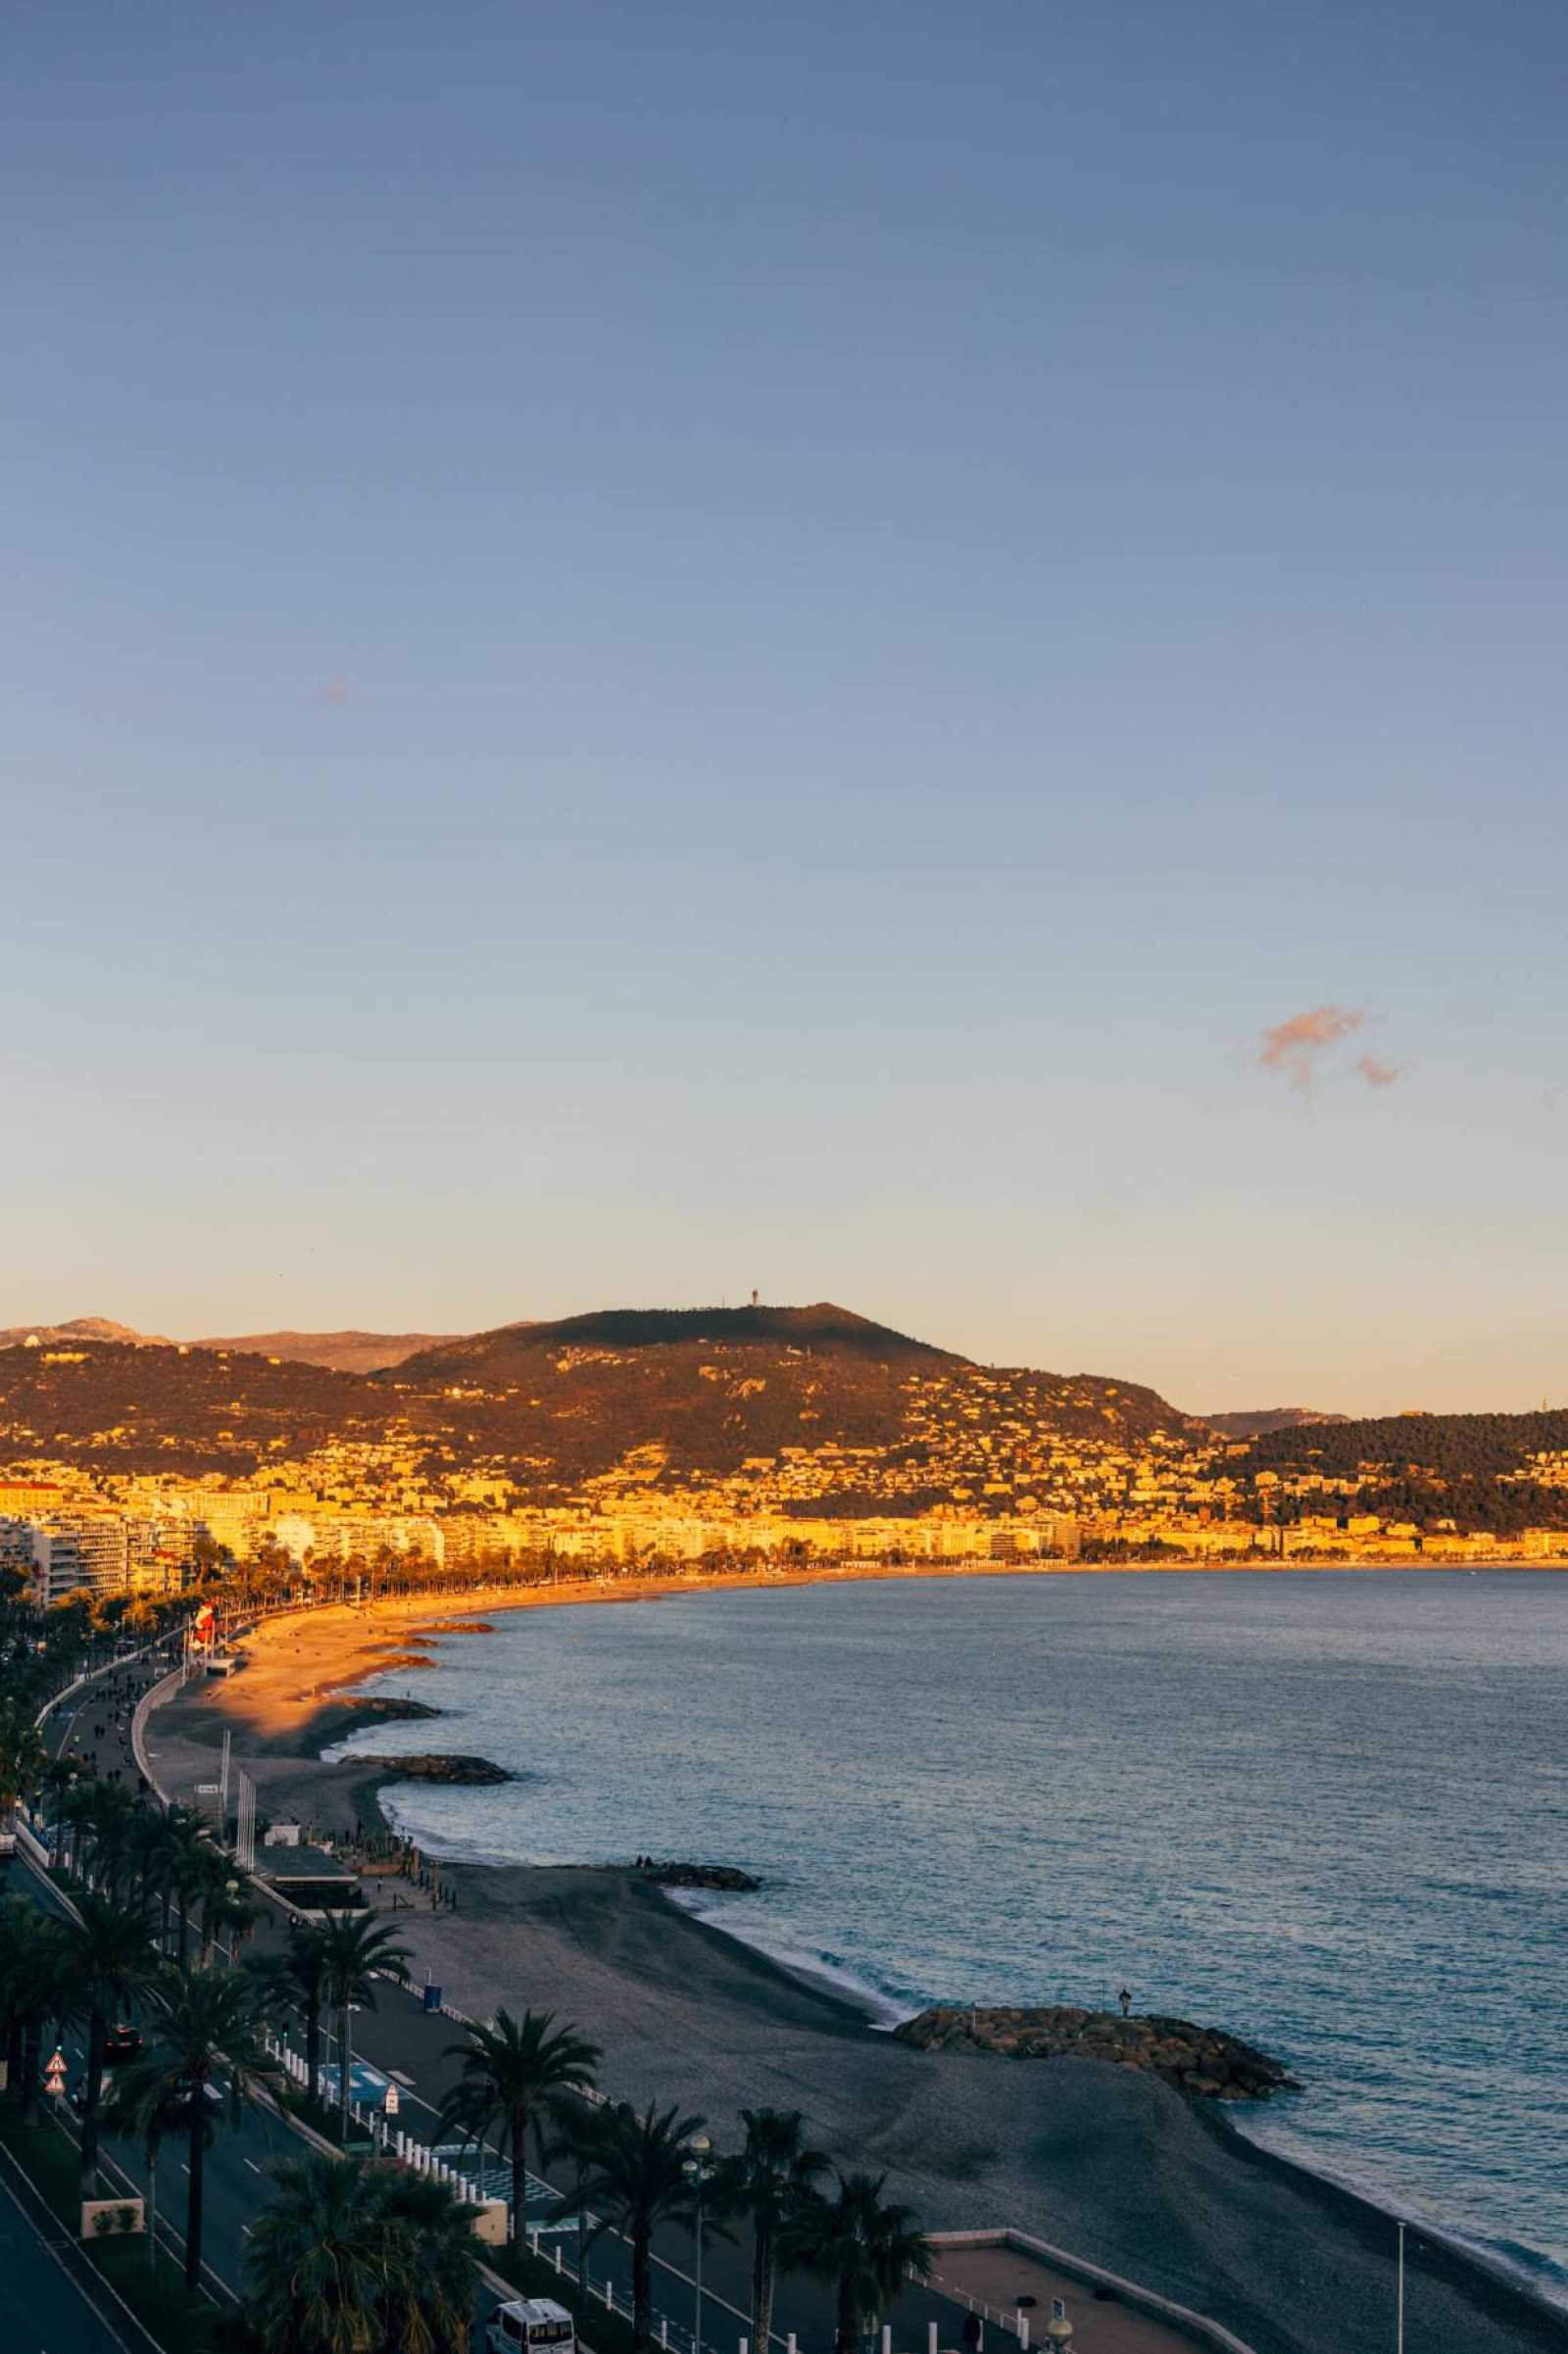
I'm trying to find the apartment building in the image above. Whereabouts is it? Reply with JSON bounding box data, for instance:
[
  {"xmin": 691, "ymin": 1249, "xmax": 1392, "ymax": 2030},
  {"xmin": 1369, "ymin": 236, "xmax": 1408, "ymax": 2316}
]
[{"xmin": 23, "ymin": 1518, "xmax": 130, "ymax": 1604}]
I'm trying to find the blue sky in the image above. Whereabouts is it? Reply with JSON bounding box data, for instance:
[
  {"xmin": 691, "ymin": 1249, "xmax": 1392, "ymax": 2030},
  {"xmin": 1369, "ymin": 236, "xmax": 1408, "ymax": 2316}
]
[{"xmin": 5, "ymin": 2, "xmax": 1565, "ymax": 1412}]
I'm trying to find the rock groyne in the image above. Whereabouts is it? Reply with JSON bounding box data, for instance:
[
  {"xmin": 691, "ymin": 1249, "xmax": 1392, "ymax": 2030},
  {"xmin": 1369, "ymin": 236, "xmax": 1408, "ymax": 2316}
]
[
  {"xmin": 375, "ymin": 1753, "xmax": 512, "ymax": 1785},
  {"xmin": 894, "ymin": 2005, "xmax": 1299, "ymax": 2098}
]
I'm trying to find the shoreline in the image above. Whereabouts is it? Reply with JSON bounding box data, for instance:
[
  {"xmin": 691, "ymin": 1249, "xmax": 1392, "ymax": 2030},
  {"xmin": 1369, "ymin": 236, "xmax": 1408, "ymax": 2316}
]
[{"xmin": 151, "ymin": 1585, "xmax": 1567, "ymax": 2354}]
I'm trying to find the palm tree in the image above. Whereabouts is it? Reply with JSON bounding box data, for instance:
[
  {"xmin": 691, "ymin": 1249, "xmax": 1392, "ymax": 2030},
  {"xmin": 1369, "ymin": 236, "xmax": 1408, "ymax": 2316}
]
[
  {"xmin": 85, "ymin": 1785, "xmax": 142, "ymax": 1895},
  {"xmin": 565, "ymin": 2099, "xmax": 706, "ymax": 2353},
  {"xmin": 149, "ymin": 1806, "xmax": 206, "ymax": 1958},
  {"xmin": 540, "ymin": 2124, "xmax": 606, "ymax": 2295},
  {"xmin": 374, "ymin": 2166, "xmax": 483, "ymax": 2353},
  {"xmin": 41, "ymin": 1756, "xmax": 82, "ymax": 1867},
  {"xmin": 0, "ymin": 1899, "xmax": 68, "ymax": 2120},
  {"xmin": 242, "ymin": 2151, "xmax": 479, "ymax": 2354},
  {"xmin": 125, "ymin": 1807, "xmax": 172, "ymax": 1910},
  {"xmin": 56, "ymin": 1889, "xmax": 163, "ymax": 2197},
  {"xmin": 0, "ymin": 1698, "xmax": 45, "ymax": 1844},
  {"xmin": 437, "ymin": 2007, "xmax": 601, "ymax": 2248},
  {"xmin": 780, "ymin": 2172, "xmax": 932, "ymax": 2354},
  {"xmin": 714, "ymin": 2108, "xmax": 829, "ymax": 2354},
  {"xmin": 317, "ymin": 1913, "xmax": 412, "ymax": 2143},
  {"xmin": 104, "ymin": 1963, "xmax": 282, "ymax": 2291},
  {"xmin": 276, "ymin": 1922, "xmax": 330, "ymax": 2103},
  {"xmin": 194, "ymin": 1854, "xmax": 255, "ymax": 1969},
  {"xmin": 110, "ymin": 2057, "xmax": 188, "ymax": 2279},
  {"xmin": 243, "ymin": 2151, "xmax": 390, "ymax": 2351},
  {"xmin": 54, "ymin": 1778, "xmax": 97, "ymax": 1882},
  {"xmin": 165, "ymin": 1812, "xmax": 216, "ymax": 1972}
]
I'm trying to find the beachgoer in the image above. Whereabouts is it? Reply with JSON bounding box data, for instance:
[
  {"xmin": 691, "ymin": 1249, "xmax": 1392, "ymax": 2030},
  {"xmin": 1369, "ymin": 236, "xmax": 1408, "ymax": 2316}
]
[{"xmin": 1118, "ymin": 1986, "xmax": 1132, "ymax": 2018}]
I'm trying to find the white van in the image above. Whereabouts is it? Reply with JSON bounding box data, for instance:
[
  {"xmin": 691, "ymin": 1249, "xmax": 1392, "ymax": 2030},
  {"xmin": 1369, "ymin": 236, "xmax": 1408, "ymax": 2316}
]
[{"xmin": 485, "ymin": 2298, "xmax": 576, "ymax": 2354}]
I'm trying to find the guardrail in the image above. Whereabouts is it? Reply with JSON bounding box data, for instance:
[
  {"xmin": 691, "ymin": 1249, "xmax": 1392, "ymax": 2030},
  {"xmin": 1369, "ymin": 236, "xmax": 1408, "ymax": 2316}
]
[
  {"xmin": 111, "ymin": 1637, "xmax": 1256, "ymax": 2354},
  {"xmin": 129, "ymin": 1660, "xmax": 191, "ymax": 1805}
]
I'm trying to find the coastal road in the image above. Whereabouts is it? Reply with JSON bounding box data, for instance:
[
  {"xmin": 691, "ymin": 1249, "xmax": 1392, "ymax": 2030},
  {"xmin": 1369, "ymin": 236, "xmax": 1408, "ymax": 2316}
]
[
  {"xmin": 37, "ymin": 1656, "xmax": 1186, "ymax": 2354},
  {"xmin": 8, "ymin": 1846, "xmax": 289, "ymax": 2309},
  {"xmin": 41, "ymin": 1658, "xmax": 831, "ymax": 2349},
  {"xmin": 0, "ymin": 2132, "xmax": 144, "ymax": 2354}
]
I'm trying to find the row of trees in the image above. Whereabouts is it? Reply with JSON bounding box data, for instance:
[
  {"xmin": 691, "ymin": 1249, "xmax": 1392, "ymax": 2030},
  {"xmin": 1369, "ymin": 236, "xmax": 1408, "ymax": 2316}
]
[
  {"xmin": 3, "ymin": 1879, "xmax": 930, "ymax": 2353},
  {"xmin": 0, "ymin": 1823, "xmax": 419, "ymax": 2293},
  {"xmin": 3, "ymin": 1586, "xmax": 932, "ymax": 2352},
  {"xmin": 430, "ymin": 2002, "xmax": 931, "ymax": 2354}
]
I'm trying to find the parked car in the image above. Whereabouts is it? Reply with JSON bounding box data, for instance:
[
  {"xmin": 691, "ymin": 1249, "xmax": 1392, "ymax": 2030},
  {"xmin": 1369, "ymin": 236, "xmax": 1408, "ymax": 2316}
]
[{"xmin": 486, "ymin": 2299, "xmax": 576, "ymax": 2354}]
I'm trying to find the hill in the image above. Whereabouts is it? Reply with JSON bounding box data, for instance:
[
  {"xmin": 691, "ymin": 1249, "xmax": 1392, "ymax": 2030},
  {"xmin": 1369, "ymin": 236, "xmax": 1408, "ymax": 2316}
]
[
  {"xmin": 195, "ymin": 1328, "xmax": 464, "ymax": 1375},
  {"xmin": 1202, "ymin": 1406, "xmax": 1346, "ymax": 1439},
  {"xmin": 0, "ymin": 1315, "xmax": 466, "ymax": 1375},
  {"xmin": 0, "ymin": 1315, "xmax": 174, "ymax": 1349},
  {"xmin": 1233, "ymin": 1407, "xmax": 1568, "ymax": 1532},
  {"xmin": 2, "ymin": 1307, "xmax": 1563, "ymax": 1541},
  {"xmin": 396, "ymin": 1301, "xmax": 951, "ymax": 1382},
  {"xmin": 0, "ymin": 1303, "xmax": 1203, "ymax": 1521}
]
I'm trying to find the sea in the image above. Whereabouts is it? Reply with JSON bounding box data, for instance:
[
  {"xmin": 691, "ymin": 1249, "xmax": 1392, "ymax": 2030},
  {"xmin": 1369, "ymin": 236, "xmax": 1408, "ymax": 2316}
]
[{"xmin": 325, "ymin": 1569, "xmax": 1568, "ymax": 2300}]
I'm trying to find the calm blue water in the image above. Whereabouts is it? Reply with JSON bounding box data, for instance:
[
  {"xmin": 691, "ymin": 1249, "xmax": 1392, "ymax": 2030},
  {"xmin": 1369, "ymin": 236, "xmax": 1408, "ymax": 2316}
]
[{"xmin": 328, "ymin": 1571, "xmax": 1568, "ymax": 2295}]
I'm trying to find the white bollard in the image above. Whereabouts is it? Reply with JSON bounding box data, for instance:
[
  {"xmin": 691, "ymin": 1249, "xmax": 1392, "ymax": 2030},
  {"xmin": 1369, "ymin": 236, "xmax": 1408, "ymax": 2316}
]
[
  {"xmin": 741, "ymin": 2339, "xmax": 750, "ymax": 2354},
  {"xmin": 883, "ymin": 2329, "xmax": 892, "ymax": 2354},
  {"xmin": 929, "ymin": 2326, "xmax": 939, "ymax": 2354},
  {"xmin": 554, "ymin": 2242, "xmax": 563, "ymax": 2275},
  {"xmin": 661, "ymin": 2321, "xmax": 668, "ymax": 2350},
  {"xmin": 1018, "ymin": 2323, "xmax": 1029, "ymax": 2351}
]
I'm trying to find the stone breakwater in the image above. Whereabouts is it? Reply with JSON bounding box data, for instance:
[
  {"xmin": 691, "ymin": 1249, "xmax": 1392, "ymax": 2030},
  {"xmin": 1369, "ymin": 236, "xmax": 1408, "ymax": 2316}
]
[
  {"xmin": 372, "ymin": 1753, "xmax": 512, "ymax": 1785},
  {"xmin": 644, "ymin": 1861, "xmax": 761, "ymax": 1891},
  {"xmin": 893, "ymin": 2006, "xmax": 1300, "ymax": 2099}
]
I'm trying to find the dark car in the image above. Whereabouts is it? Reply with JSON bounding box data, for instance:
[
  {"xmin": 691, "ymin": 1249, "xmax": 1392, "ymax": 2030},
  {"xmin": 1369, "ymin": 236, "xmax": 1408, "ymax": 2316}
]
[{"xmin": 103, "ymin": 2024, "xmax": 143, "ymax": 2065}]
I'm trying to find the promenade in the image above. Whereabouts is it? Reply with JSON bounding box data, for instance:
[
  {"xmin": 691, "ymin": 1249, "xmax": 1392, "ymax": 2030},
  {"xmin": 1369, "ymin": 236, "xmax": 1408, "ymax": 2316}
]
[{"xmin": 35, "ymin": 1648, "xmax": 1209, "ymax": 2354}]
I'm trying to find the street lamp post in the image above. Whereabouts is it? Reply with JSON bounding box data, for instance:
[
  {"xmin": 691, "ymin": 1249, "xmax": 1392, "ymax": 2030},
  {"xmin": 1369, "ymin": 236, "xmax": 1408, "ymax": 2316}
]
[{"xmin": 683, "ymin": 2133, "xmax": 712, "ymax": 2354}]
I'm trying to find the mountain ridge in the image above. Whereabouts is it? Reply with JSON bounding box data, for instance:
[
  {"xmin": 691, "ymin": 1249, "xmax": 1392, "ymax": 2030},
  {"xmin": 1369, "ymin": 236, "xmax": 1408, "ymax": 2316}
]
[
  {"xmin": 393, "ymin": 1300, "xmax": 955, "ymax": 1384},
  {"xmin": 0, "ymin": 1306, "xmax": 1563, "ymax": 1541},
  {"xmin": 0, "ymin": 1317, "xmax": 465, "ymax": 1376},
  {"xmin": 1200, "ymin": 1406, "xmax": 1348, "ymax": 1439}
]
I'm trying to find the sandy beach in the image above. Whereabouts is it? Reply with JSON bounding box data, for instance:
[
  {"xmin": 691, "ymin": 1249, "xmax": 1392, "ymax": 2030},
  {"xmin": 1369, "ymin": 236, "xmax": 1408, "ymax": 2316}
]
[{"xmin": 147, "ymin": 1592, "xmax": 1565, "ymax": 2354}]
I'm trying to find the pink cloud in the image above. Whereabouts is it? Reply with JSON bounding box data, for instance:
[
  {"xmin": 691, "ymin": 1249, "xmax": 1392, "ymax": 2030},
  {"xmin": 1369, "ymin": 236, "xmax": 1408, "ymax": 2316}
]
[
  {"xmin": 1356, "ymin": 1054, "xmax": 1399, "ymax": 1087},
  {"xmin": 313, "ymin": 676, "xmax": 351, "ymax": 709},
  {"xmin": 1258, "ymin": 1005, "xmax": 1365, "ymax": 1092}
]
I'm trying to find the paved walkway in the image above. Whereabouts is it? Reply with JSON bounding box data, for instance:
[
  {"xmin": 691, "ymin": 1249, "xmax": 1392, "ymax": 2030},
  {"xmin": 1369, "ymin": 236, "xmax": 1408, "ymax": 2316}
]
[
  {"xmin": 0, "ymin": 2133, "xmax": 142, "ymax": 2354},
  {"xmin": 36, "ymin": 1649, "xmax": 1229, "ymax": 2354},
  {"xmin": 929, "ymin": 2243, "xmax": 1197, "ymax": 2354}
]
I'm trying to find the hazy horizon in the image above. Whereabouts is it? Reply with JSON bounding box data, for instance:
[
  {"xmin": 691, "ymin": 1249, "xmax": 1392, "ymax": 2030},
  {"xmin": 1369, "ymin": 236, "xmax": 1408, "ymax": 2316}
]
[{"xmin": 8, "ymin": 3, "xmax": 1565, "ymax": 1416}]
